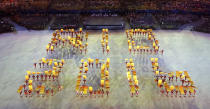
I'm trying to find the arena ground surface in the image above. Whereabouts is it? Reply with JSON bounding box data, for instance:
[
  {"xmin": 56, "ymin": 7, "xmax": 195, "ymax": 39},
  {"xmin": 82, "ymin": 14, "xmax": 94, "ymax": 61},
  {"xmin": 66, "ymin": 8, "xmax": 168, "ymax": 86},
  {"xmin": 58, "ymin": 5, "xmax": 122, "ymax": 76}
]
[{"xmin": 0, "ymin": 30, "xmax": 210, "ymax": 109}]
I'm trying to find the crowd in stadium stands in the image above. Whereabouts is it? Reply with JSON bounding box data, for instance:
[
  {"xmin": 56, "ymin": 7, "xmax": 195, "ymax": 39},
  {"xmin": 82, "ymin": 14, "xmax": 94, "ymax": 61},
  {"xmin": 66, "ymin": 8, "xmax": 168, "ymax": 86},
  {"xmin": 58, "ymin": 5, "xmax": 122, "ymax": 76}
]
[
  {"xmin": 50, "ymin": 0, "xmax": 84, "ymax": 10},
  {"xmin": 19, "ymin": 0, "xmax": 49, "ymax": 10},
  {"xmin": 193, "ymin": 16, "xmax": 210, "ymax": 33},
  {"xmin": 50, "ymin": 14, "xmax": 81, "ymax": 30},
  {"xmin": 90, "ymin": 13, "xmax": 118, "ymax": 17},
  {"xmin": 154, "ymin": 13, "xmax": 201, "ymax": 30},
  {"xmin": 121, "ymin": 0, "xmax": 210, "ymax": 12},
  {"xmin": 12, "ymin": 15, "xmax": 50, "ymax": 30},
  {"xmin": 0, "ymin": 0, "xmax": 209, "ymax": 12},
  {"xmin": 0, "ymin": 19, "xmax": 15, "ymax": 33},
  {"xmin": 0, "ymin": 0, "xmax": 209, "ymax": 33},
  {"xmin": 85, "ymin": 0, "xmax": 120, "ymax": 9},
  {"xmin": 128, "ymin": 13, "xmax": 156, "ymax": 29},
  {"xmin": 127, "ymin": 12, "xmax": 203, "ymax": 30}
]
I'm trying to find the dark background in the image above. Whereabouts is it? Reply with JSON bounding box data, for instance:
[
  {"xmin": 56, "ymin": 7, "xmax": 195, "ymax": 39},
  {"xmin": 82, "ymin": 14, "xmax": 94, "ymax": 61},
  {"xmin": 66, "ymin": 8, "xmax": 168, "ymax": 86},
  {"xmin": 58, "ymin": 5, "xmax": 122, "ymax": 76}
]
[{"xmin": 0, "ymin": 0, "xmax": 210, "ymax": 33}]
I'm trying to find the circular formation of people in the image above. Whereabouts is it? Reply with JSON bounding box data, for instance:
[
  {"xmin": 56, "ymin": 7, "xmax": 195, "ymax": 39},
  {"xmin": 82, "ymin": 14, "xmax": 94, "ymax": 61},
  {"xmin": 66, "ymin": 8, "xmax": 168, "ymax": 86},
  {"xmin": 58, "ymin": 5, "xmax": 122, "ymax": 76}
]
[{"xmin": 17, "ymin": 28, "xmax": 196, "ymax": 98}]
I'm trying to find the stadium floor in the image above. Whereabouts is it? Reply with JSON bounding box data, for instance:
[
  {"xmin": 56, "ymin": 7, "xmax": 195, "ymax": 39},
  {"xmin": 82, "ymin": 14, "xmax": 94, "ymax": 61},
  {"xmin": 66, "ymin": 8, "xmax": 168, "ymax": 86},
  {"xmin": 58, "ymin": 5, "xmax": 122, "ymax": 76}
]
[{"xmin": 0, "ymin": 30, "xmax": 210, "ymax": 109}]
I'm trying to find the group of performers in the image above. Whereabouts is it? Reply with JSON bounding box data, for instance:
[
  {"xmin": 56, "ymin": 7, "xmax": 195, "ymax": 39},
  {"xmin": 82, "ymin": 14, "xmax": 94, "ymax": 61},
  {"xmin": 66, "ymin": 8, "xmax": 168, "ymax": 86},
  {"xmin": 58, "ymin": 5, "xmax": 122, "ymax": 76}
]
[
  {"xmin": 151, "ymin": 58, "xmax": 196, "ymax": 97},
  {"xmin": 46, "ymin": 28, "xmax": 89, "ymax": 58},
  {"xmin": 17, "ymin": 27, "xmax": 198, "ymax": 99},
  {"xmin": 17, "ymin": 58, "xmax": 65, "ymax": 97},
  {"xmin": 75, "ymin": 58, "xmax": 110, "ymax": 97},
  {"xmin": 125, "ymin": 58, "xmax": 139, "ymax": 97},
  {"xmin": 17, "ymin": 28, "xmax": 83, "ymax": 97},
  {"xmin": 101, "ymin": 28, "xmax": 110, "ymax": 54},
  {"xmin": 126, "ymin": 29, "xmax": 163, "ymax": 55},
  {"xmin": 33, "ymin": 58, "xmax": 64, "ymax": 69}
]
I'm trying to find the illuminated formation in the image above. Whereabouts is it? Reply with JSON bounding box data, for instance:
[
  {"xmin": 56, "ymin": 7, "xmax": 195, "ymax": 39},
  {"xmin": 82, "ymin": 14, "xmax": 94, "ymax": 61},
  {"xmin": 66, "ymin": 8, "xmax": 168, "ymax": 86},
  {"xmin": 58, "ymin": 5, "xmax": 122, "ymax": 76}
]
[
  {"xmin": 17, "ymin": 27, "xmax": 198, "ymax": 99},
  {"xmin": 16, "ymin": 28, "xmax": 86, "ymax": 97},
  {"xmin": 150, "ymin": 58, "xmax": 197, "ymax": 97},
  {"xmin": 125, "ymin": 29, "xmax": 163, "ymax": 55},
  {"xmin": 46, "ymin": 28, "xmax": 88, "ymax": 59},
  {"xmin": 17, "ymin": 58, "xmax": 65, "ymax": 97},
  {"xmin": 75, "ymin": 58, "xmax": 110, "ymax": 97},
  {"xmin": 101, "ymin": 28, "xmax": 110, "ymax": 55},
  {"xmin": 125, "ymin": 58, "xmax": 139, "ymax": 97}
]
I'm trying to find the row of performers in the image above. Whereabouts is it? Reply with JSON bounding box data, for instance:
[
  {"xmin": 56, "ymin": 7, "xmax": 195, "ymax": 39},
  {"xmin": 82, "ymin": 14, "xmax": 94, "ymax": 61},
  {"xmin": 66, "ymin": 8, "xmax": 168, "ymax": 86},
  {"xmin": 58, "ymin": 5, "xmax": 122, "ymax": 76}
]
[
  {"xmin": 33, "ymin": 58, "xmax": 64, "ymax": 69},
  {"xmin": 126, "ymin": 29, "xmax": 163, "ymax": 55},
  {"xmin": 126, "ymin": 29, "xmax": 153, "ymax": 36},
  {"xmin": 101, "ymin": 29, "xmax": 110, "ymax": 54},
  {"xmin": 57, "ymin": 28, "xmax": 108, "ymax": 35},
  {"xmin": 76, "ymin": 58, "xmax": 110, "ymax": 97},
  {"xmin": 55, "ymin": 28, "xmax": 84, "ymax": 35},
  {"xmin": 46, "ymin": 29, "xmax": 89, "ymax": 55},
  {"xmin": 125, "ymin": 58, "xmax": 140, "ymax": 97},
  {"xmin": 17, "ymin": 58, "xmax": 65, "ymax": 97},
  {"xmin": 151, "ymin": 58, "xmax": 196, "ymax": 97}
]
